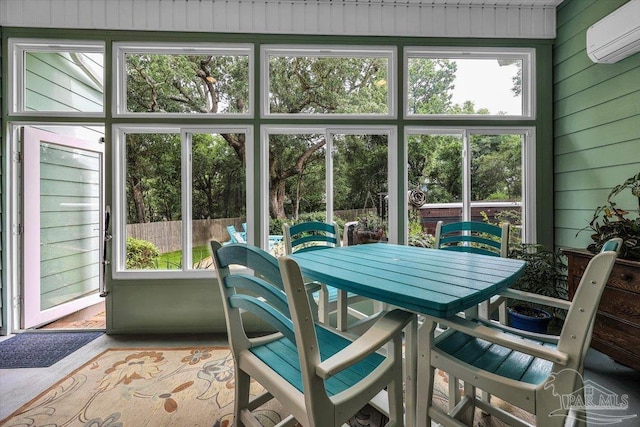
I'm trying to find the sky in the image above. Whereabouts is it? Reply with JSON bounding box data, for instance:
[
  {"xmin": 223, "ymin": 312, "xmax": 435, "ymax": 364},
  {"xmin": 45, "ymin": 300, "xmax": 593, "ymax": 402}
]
[{"xmin": 450, "ymin": 59, "xmax": 522, "ymax": 115}]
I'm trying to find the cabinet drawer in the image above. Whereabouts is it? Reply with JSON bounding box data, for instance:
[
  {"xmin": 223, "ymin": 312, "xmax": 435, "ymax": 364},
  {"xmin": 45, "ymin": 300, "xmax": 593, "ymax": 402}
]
[
  {"xmin": 607, "ymin": 264, "xmax": 640, "ymax": 293},
  {"xmin": 597, "ymin": 287, "xmax": 640, "ymax": 326}
]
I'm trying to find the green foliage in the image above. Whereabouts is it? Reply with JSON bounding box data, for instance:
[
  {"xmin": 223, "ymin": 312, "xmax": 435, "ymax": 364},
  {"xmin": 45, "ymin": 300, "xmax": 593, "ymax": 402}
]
[
  {"xmin": 126, "ymin": 237, "xmax": 160, "ymax": 269},
  {"xmin": 580, "ymin": 172, "xmax": 640, "ymax": 261},
  {"xmin": 509, "ymin": 243, "xmax": 568, "ymax": 321}
]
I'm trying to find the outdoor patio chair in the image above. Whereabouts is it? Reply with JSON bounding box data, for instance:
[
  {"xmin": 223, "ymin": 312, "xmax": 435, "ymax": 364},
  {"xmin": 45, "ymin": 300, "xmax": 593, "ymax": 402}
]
[
  {"xmin": 226, "ymin": 225, "xmax": 246, "ymax": 243},
  {"xmin": 210, "ymin": 241, "xmax": 414, "ymax": 427},
  {"xmin": 435, "ymin": 220, "xmax": 511, "ymax": 408},
  {"xmin": 283, "ymin": 221, "xmax": 374, "ymax": 332},
  {"xmin": 418, "ymin": 238, "xmax": 621, "ymax": 427},
  {"xmin": 435, "ymin": 220, "xmax": 511, "ymax": 321}
]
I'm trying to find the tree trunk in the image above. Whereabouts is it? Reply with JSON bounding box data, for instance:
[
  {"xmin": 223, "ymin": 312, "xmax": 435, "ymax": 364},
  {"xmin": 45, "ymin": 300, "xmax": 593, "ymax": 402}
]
[{"xmin": 270, "ymin": 178, "xmax": 287, "ymax": 219}]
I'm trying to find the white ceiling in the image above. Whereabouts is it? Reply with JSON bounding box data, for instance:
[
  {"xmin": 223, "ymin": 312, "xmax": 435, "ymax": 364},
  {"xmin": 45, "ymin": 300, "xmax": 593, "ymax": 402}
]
[{"xmin": 290, "ymin": 0, "xmax": 564, "ymax": 5}]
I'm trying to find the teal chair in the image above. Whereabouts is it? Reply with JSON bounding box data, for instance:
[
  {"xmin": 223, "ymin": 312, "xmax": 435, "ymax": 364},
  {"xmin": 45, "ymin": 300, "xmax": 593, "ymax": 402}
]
[
  {"xmin": 283, "ymin": 221, "xmax": 374, "ymax": 332},
  {"xmin": 419, "ymin": 238, "xmax": 622, "ymax": 427},
  {"xmin": 210, "ymin": 241, "xmax": 413, "ymax": 427},
  {"xmin": 435, "ymin": 220, "xmax": 510, "ymax": 321},
  {"xmin": 226, "ymin": 225, "xmax": 246, "ymax": 243}
]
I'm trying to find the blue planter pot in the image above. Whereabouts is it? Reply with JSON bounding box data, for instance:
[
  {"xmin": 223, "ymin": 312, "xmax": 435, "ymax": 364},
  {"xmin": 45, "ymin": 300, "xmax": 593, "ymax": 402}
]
[{"xmin": 508, "ymin": 306, "xmax": 552, "ymax": 334}]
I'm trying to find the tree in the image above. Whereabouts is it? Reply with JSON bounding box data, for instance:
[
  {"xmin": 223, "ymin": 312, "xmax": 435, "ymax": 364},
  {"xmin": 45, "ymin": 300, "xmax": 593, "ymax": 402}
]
[
  {"xmin": 124, "ymin": 53, "xmax": 474, "ymax": 222},
  {"xmin": 407, "ymin": 58, "xmax": 457, "ymax": 114}
]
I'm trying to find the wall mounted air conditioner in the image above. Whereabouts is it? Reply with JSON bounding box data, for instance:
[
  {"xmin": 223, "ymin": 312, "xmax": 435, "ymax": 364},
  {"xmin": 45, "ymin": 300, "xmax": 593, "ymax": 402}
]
[{"xmin": 586, "ymin": 0, "xmax": 640, "ymax": 64}]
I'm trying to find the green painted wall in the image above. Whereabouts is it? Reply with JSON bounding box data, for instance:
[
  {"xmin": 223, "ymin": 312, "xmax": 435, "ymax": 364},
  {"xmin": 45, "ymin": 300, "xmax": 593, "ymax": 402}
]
[{"xmin": 554, "ymin": 0, "xmax": 640, "ymax": 250}]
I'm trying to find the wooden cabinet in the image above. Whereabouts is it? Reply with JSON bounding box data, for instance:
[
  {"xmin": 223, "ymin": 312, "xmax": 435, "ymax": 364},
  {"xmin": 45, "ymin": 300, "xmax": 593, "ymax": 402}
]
[{"xmin": 564, "ymin": 248, "xmax": 640, "ymax": 372}]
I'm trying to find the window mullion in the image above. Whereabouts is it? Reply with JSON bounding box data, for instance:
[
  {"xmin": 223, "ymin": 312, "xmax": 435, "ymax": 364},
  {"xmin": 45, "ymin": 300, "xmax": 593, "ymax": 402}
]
[{"xmin": 182, "ymin": 131, "xmax": 193, "ymax": 271}]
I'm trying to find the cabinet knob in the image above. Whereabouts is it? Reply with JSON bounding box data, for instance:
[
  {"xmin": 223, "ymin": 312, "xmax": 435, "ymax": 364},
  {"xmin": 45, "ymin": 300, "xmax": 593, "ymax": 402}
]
[{"xmin": 621, "ymin": 273, "xmax": 634, "ymax": 282}]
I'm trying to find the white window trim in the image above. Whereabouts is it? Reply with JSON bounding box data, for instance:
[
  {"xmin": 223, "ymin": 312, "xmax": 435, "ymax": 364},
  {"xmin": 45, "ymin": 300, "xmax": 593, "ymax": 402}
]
[
  {"xmin": 260, "ymin": 45, "xmax": 397, "ymax": 119},
  {"xmin": 8, "ymin": 38, "xmax": 105, "ymax": 117},
  {"xmin": 112, "ymin": 42, "xmax": 254, "ymax": 118},
  {"xmin": 112, "ymin": 124, "xmax": 253, "ymax": 279},
  {"xmin": 403, "ymin": 46, "xmax": 535, "ymax": 120},
  {"xmin": 261, "ymin": 125, "xmax": 398, "ymax": 245},
  {"xmin": 403, "ymin": 126, "xmax": 536, "ymax": 244}
]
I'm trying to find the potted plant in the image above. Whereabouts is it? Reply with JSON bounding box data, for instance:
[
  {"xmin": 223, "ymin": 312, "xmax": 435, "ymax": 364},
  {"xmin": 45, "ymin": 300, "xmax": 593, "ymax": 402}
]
[
  {"xmin": 507, "ymin": 243, "xmax": 568, "ymax": 333},
  {"xmin": 579, "ymin": 172, "xmax": 640, "ymax": 261},
  {"xmin": 353, "ymin": 213, "xmax": 388, "ymax": 245}
]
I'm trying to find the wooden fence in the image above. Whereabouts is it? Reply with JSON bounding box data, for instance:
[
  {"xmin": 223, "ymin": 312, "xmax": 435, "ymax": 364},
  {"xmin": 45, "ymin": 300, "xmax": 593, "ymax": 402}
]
[
  {"xmin": 127, "ymin": 218, "xmax": 243, "ymax": 254},
  {"xmin": 127, "ymin": 208, "xmax": 379, "ymax": 254}
]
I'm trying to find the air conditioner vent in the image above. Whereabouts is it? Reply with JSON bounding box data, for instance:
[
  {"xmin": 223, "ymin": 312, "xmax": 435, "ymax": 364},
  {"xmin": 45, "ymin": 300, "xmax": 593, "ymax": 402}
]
[{"xmin": 586, "ymin": 0, "xmax": 640, "ymax": 64}]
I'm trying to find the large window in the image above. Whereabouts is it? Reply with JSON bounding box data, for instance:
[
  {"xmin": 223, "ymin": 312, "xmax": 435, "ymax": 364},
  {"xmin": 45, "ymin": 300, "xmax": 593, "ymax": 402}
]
[
  {"xmin": 9, "ymin": 38, "xmax": 538, "ymax": 278},
  {"xmin": 262, "ymin": 46, "xmax": 396, "ymax": 118},
  {"xmin": 114, "ymin": 43, "xmax": 253, "ymax": 117},
  {"xmin": 263, "ymin": 126, "xmax": 396, "ymax": 248},
  {"xmin": 405, "ymin": 127, "xmax": 535, "ymax": 243},
  {"xmin": 9, "ymin": 39, "xmax": 104, "ymax": 115},
  {"xmin": 113, "ymin": 126, "xmax": 251, "ymax": 277},
  {"xmin": 405, "ymin": 47, "xmax": 534, "ymax": 118}
]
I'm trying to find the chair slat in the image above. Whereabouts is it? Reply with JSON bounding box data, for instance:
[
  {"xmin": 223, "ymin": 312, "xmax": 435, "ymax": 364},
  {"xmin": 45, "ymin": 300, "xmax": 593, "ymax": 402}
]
[
  {"xmin": 229, "ymin": 295, "xmax": 296, "ymax": 344},
  {"xmin": 226, "ymin": 274, "xmax": 290, "ymax": 315}
]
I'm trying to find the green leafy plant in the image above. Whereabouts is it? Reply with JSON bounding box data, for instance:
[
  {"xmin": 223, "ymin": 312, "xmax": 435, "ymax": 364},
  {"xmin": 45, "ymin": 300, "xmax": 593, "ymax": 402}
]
[
  {"xmin": 579, "ymin": 172, "xmax": 640, "ymax": 261},
  {"xmin": 126, "ymin": 237, "xmax": 160, "ymax": 269},
  {"xmin": 508, "ymin": 243, "xmax": 568, "ymax": 322}
]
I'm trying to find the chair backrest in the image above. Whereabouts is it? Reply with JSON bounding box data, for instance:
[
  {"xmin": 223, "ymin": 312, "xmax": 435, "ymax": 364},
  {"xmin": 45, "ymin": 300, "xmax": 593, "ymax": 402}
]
[
  {"xmin": 556, "ymin": 238, "xmax": 620, "ymax": 372},
  {"xmin": 283, "ymin": 221, "xmax": 341, "ymax": 255},
  {"xmin": 210, "ymin": 241, "xmax": 335, "ymax": 414},
  {"xmin": 435, "ymin": 220, "xmax": 510, "ymax": 257},
  {"xmin": 210, "ymin": 241, "xmax": 287, "ymax": 353}
]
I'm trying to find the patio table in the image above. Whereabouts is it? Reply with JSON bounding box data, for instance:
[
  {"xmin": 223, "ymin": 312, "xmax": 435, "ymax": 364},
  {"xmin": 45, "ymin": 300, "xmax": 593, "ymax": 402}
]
[{"xmin": 290, "ymin": 243, "xmax": 525, "ymax": 427}]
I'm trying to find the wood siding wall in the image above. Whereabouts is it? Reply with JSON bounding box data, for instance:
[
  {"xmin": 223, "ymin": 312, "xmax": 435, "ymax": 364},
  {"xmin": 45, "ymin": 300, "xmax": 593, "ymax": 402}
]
[
  {"xmin": 554, "ymin": 0, "xmax": 640, "ymax": 250},
  {"xmin": 0, "ymin": 0, "xmax": 559, "ymax": 39}
]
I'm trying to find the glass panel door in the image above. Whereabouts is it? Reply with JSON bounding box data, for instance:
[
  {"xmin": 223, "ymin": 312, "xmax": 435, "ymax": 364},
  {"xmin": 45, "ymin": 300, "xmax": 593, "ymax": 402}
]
[{"xmin": 22, "ymin": 127, "xmax": 104, "ymax": 328}]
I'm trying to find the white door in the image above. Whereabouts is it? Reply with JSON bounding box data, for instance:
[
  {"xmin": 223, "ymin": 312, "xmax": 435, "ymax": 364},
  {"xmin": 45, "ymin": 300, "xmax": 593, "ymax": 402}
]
[{"xmin": 22, "ymin": 127, "xmax": 104, "ymax": 329}]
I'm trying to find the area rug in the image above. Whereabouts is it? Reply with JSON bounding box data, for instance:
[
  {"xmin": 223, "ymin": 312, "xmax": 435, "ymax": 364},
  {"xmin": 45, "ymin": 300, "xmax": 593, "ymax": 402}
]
[
  {"xmin": 0, "ymin": 347, "xmax": 534, "ymax": 427},
  {"xmin": 0, "ymin": 331, "xmax": 104, "ymax": 369}
]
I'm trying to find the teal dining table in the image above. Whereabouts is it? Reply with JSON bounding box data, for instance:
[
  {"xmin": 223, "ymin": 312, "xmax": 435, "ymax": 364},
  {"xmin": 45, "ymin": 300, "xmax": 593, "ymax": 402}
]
[{"xmin": 289, "ymin": 243, "xmax": 526, "ymax": 427}]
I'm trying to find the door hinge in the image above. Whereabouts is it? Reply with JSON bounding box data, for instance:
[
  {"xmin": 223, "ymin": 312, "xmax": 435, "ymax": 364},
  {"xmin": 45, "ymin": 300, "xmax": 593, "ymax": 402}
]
[{"xmin": 13, "ymin": 151, "xmax": 23, "ymax": 163}]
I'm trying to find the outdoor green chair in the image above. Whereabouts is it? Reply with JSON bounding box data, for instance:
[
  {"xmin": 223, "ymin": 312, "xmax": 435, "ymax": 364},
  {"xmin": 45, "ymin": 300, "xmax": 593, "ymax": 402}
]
[
  {"xmin": 211, "ymin": 241, "xmax": 413, "ymax": 427},
  {"xmin": 283, "ymin": 221, "xmax": 374, "ymax": 332},
  {"xmin": 419, "ymin": 238, "xmax": 622, "ymax": 427},
  {"xmin": 435, "ymin": 220, "xmax": 511, "ymax": 321}
]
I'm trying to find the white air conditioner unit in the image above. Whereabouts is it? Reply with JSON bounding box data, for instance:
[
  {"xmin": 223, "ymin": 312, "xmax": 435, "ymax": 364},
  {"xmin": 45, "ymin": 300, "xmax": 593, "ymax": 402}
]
[{"xmin": 586, "ymin": 0, "xmax": 640, "ymax": 64}]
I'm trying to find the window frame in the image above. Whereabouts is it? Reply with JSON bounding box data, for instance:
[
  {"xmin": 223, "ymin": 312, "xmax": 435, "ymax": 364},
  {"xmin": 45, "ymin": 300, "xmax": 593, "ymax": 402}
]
[
  {"xmin": 8, "ymin": 38, "xmax": 105, "ymax": 117},
  {"xmin": 261, "ymin": 125, "xmax": 399, "ymax": 245},
  {"xmin": 112, "ymin": 42, "xmax": 254, "ymax": 118},
  {"xmin": 403, "ymin": 126, "xmax": 536, "ymax": 244},
  {"xmin": 403, "ymin": 47, "xmax": 536, "ymax": 120},
  {"xmin": 112, "ymin": 124, "xmax": 254, "ymax": 279},
  {"xmin": 260, "ymin": 45, "xmax": 397, "ymax": 119}
]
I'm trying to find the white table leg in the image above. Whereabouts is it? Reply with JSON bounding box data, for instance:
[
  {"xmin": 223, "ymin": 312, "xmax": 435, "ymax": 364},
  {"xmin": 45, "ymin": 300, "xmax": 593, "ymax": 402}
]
[{"xmin": 404, "ymin": 315, "xmax": 418, "ymax": 427}]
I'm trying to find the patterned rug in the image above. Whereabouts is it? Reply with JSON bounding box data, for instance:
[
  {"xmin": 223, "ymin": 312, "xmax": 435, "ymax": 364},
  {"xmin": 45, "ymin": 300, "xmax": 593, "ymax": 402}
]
[
  {"xmin": 0, "ymin": 332, "xmax": 104, "ymax": 369},
  {"xmin": 0, "ymin": 347, "xmax": 534, "ymax": 426}
]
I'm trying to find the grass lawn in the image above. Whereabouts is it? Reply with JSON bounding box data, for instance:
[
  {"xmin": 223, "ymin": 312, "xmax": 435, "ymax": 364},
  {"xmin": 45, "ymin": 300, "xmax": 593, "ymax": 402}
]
[{"xmin": 157, "ymin": 245, "xmax": 212, "ymax": 269}]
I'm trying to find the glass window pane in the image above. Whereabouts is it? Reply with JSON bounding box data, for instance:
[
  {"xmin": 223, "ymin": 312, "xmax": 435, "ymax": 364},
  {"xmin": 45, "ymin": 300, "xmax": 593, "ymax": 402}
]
[
  {"xmin": 407, "ymin": 54, "xmax": 525, "ymax": 116},
  {"xmin": 25, "ymin": 51, "xmax": 104, "ymax": 113},
  {"xmin": 333, "ymin": 133, "xmax": 388, "ymax": 245},
  {"xmin": 267, "ymin": 53, "xmax": 390, "ymax": 115},
  {"xmin": 125, "ymin": 53, "xmax": 250, "ymax": 114},
  {"xmin": 470, "ymin": 133, "xmax": 523, "ymax": 242},
  {"xmin": 191, "ymin": 132, "xmax": 246, "ymax": 269},
  {"xmin": 268, "ymin": 133, "xmax": 327, "ymax": 253},
  {"xmin": 125, "ymin": 133, "xmax": 182, "ymax": 270},
  {"xmin": 407, "ymin": 134, "xmax": 463, "ymax": 235}
]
